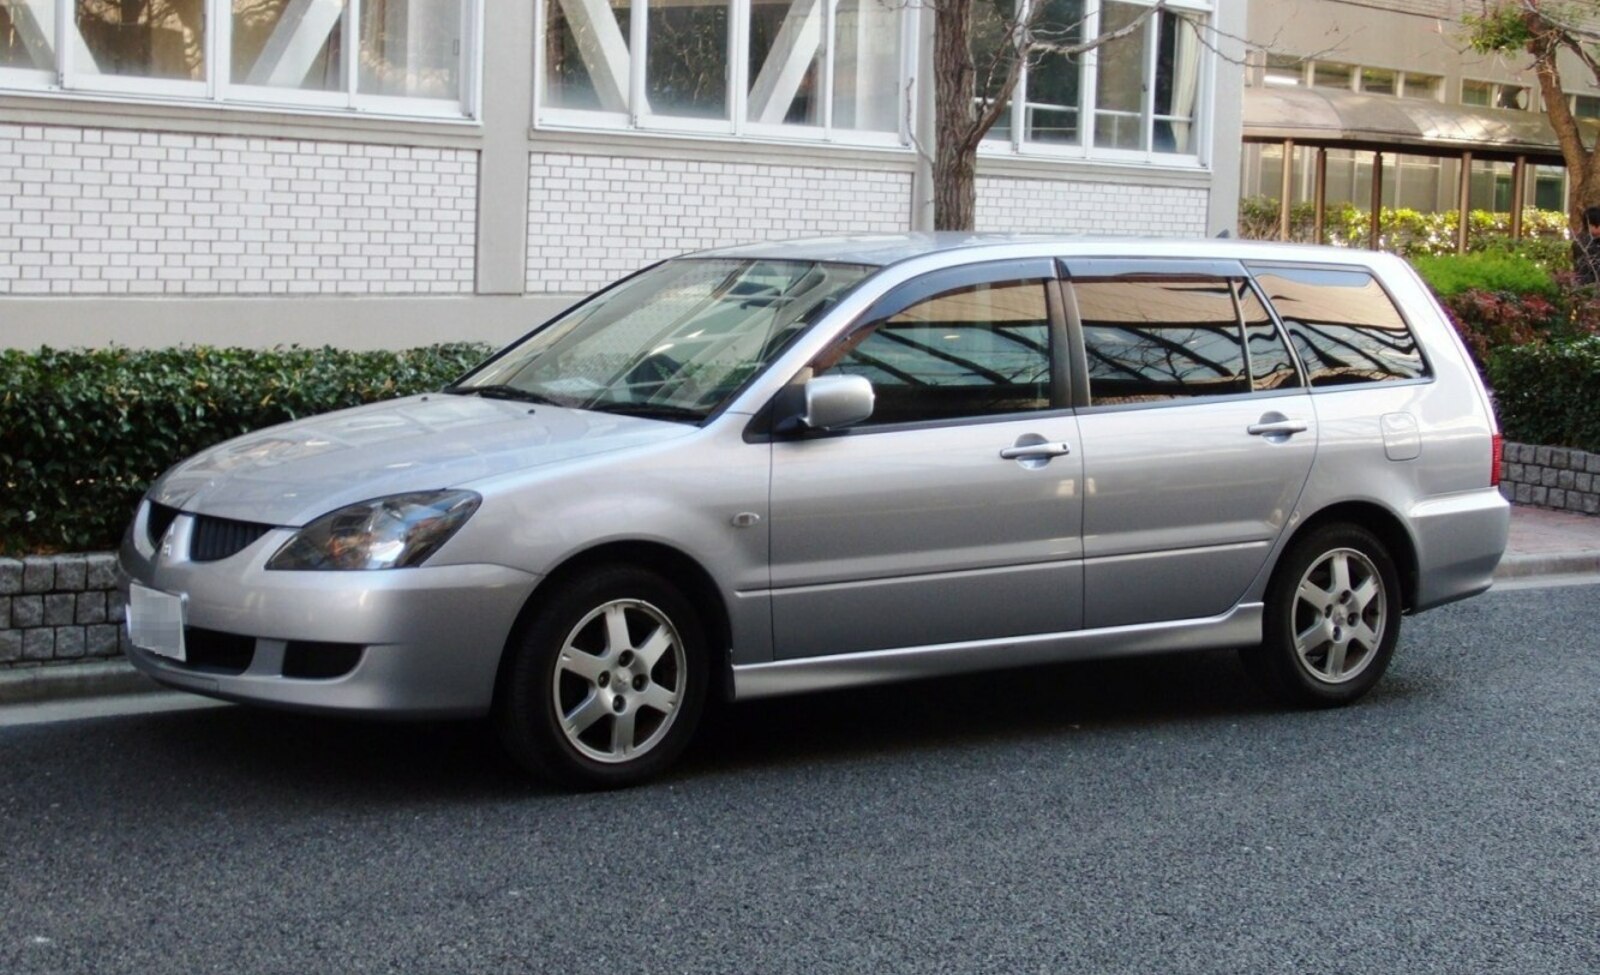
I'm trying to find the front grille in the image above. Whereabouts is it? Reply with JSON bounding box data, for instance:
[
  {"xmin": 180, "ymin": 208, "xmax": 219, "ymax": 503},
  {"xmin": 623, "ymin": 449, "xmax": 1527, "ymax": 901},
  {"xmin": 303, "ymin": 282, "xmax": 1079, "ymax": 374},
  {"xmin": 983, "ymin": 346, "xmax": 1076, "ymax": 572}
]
[
  {"xmin": 179, "ymin": 628, "xmax": 255, "ymax": 674},
  {"xmin": 282, "ymin": 641, "xmax": 364, "ymax": 680},
  {"xmin": 191, "ymin": 515, "xmax": 273, "ymax": 562},
  {"xmin": 146, "ymin": 502, "xmax": 180, "ymax": 548}
]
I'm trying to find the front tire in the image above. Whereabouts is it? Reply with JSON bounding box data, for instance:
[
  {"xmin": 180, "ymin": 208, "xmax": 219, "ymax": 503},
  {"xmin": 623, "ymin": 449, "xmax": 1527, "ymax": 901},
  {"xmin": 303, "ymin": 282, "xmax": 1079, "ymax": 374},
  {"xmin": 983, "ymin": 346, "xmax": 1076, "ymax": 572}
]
[
  {"xmin": 496, "ymin": 566, "xmax": 708, "ymax": 789},
  {"xmin": 1244, "ymin": 524, "xmax": 1402, "ymax": 707}
]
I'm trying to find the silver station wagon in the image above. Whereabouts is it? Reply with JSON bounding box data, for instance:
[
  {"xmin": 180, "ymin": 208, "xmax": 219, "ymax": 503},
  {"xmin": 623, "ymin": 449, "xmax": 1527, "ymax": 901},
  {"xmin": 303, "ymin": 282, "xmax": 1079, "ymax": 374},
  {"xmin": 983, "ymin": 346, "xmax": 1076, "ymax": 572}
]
[{"xmin": 121, "ymin": 235, "xmax": 1509, "ymax": 788}]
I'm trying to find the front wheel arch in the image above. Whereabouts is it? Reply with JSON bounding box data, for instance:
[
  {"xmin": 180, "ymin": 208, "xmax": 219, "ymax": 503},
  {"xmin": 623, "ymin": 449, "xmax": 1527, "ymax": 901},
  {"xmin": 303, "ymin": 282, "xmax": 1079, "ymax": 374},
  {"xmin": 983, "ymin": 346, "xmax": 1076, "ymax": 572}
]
[{"xmin": 494, "ymin": 541, "xmax": 734, "ymax": 713}]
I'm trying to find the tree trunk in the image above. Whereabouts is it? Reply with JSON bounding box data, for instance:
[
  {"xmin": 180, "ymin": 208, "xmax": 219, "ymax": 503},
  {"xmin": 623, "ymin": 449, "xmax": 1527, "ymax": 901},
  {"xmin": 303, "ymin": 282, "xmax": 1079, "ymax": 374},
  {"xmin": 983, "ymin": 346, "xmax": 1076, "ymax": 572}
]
[
  {"xmin": 932, "ymin": 0, "xmax": 979, "ymax": 231},
  {"xmin": 1526, "ymin": 14, "xmax": 1599, "ymax": 233},
  {"xmin": 933, "ymin": 142, "xmax": 977, "ymax": 231}
]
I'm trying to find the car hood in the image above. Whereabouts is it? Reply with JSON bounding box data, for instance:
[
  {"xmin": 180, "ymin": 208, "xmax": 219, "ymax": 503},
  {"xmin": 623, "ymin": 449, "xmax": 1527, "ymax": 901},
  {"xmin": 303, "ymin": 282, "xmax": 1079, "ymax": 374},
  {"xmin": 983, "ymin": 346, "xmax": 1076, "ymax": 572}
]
[{"xmin": 150, "ymin": 394, "xmax": 694, "ymax": 526}]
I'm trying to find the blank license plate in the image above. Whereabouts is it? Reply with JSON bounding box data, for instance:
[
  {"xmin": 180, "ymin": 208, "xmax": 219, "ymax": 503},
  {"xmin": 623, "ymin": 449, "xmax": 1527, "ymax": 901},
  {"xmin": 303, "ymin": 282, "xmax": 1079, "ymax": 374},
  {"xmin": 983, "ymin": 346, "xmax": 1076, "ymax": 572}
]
[{"xmin": 127, "ymin": 583, "xmax": 186, "ymax": 662}]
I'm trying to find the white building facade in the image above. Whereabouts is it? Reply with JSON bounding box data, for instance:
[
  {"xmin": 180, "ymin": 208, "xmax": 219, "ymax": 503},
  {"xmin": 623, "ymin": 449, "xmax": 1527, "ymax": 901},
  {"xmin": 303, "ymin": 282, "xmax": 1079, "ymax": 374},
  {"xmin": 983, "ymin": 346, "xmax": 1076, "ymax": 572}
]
[{"xmin": 0, "ymin": 0, "xmax": 1243, "ymax": 348}]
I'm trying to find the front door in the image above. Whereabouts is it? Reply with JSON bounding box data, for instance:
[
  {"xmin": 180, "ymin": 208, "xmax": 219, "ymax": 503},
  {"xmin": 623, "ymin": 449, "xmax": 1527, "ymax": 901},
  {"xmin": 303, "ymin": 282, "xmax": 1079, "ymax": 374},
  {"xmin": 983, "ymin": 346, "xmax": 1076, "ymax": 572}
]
[{"xmin": 768, "ymin": 265, "xmax": 1084, "ymax": 659}]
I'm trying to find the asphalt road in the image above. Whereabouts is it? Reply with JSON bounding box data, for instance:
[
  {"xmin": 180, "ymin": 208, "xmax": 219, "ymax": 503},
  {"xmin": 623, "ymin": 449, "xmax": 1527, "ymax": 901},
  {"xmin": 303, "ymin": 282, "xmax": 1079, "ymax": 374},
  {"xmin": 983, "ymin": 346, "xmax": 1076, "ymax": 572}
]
[{"xmin": 2, "ymin": 583, "xmax": 1597, "ymax": 975}]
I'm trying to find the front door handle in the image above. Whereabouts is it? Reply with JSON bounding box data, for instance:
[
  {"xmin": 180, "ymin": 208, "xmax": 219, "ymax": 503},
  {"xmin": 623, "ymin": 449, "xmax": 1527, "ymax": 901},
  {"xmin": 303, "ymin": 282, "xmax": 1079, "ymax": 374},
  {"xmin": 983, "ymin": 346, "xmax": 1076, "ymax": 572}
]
[
  {"xmin": 1247, "ymin": 419, "xmax": 1309, "ymax": 437},
  {"xmin": 999, "ymin": 441, "xmax": 1072, "ymax": 460}
]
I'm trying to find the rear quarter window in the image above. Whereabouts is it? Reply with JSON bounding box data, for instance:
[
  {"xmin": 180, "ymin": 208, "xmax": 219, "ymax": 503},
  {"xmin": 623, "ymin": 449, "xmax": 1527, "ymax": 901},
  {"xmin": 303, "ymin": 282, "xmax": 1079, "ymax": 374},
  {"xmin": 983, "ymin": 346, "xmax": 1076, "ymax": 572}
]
[{"xmin": 1248, "ymin": 265, "xmax": 1428, "ymax": 386}]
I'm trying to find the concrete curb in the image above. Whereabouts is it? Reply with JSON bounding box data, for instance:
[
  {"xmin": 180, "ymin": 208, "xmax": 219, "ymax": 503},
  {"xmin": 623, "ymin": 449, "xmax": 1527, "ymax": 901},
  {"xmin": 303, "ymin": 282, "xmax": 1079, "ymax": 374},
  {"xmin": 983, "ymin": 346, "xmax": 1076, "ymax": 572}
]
[
  {"xmin": 1493, "ymin": 553, "xmax": 1600, "ymax": 579},
  {"xmin": 0, "ymin": 661, "xmax": 159, "ymax": 706}
]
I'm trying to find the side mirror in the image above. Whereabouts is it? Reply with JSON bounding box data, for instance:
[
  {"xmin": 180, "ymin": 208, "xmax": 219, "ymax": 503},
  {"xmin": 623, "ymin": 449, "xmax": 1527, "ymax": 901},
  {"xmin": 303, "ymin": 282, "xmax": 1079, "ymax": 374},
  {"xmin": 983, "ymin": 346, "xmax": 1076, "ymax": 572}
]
[{"xmin": 801, "ymin": 374, "xmax": 875, "ymax": 431}]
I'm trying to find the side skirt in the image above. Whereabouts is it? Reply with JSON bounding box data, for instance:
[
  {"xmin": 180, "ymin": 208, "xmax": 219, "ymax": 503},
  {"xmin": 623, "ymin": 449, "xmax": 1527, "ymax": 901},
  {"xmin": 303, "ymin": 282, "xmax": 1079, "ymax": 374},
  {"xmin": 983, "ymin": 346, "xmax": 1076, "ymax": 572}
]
[{"xmin": 731, "ymin": 603, "xmax": 1264, "ymax": 700}]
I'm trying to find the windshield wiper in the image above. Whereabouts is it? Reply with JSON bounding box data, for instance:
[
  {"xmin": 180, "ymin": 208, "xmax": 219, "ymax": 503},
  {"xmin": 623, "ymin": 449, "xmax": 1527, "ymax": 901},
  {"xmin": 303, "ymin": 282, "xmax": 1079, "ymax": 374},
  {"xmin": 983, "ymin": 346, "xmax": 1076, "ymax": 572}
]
[
  {"xmin": 584, "ymin": 401, "xmax": 706, "ymax": 423},
  {"xmin": 442, "ymin": 384, "xmax": 561, "ymax": 405}
]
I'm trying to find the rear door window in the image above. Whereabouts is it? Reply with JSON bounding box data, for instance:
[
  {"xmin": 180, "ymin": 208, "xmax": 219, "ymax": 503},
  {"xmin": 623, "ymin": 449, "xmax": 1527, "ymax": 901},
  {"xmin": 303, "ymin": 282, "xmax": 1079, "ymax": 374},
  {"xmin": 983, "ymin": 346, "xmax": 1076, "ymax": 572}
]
[
  {"xmin": 1248, "ymin": 265, "xmax": 1428, "ymax": 386},
  {"xmin": 1072, "ymin": 277, "xmax": 1250, "ymax": 405}
]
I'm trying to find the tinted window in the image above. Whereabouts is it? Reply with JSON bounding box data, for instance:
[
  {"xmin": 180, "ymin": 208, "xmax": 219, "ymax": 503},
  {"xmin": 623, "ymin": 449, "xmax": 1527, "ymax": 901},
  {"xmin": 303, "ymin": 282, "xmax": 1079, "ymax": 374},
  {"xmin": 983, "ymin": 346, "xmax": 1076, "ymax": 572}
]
[
  {"xmin": 1238, "ymin": 283, "xmax": 1301, "ymax": 391},
  {"xmin": 1075, "ymin": 278, "xmax": 1247, "ymax": 404},
  {"xmin": 1249, "ymin": 266, "xmax": 1427, "ymax": 386},
  {"xmin": 817, "ymin": 280, "xmax": 1053, "ymax": 424}
]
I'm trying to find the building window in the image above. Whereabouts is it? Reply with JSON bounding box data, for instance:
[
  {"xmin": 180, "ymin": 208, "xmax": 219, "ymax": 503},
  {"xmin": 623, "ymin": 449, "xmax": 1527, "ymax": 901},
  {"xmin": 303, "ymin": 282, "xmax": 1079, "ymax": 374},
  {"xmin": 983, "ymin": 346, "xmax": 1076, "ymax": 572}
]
[
  {"xmin": 538, "ymin": 0, "xmax": 908, "ymax": 143},
  {"xmin": 1261, "ymin": 53, "xmax": 1303, "ymax": 88},
  {"xmin": 1463, "ymin": 78, "xmax": 1529, "ymax": 110},
  {"xmin": 982, "ymin": 0, "xmax": 1209, "ymax": 161},
  {"xmin": 537, "ymin": 0, "xmax": 1208, "ymax": 159},
  {"xmin": 0, "ymin": 0, "xmax": 478, "ymax": 117},
  {"xmin": 1311, "ymin": 61, "xmax": 1354, "ymax": 91},
  {"xmin": 1399, "ymin": 70, "xmax": 1440, "ymax": 101},
  {"xmin": 1571, "ymin": 93, "xmax": 1600, "ymax": 119},
  {"xmin": 1358, "ymin": 66, "xmax": 1395, "ymax": 96}
]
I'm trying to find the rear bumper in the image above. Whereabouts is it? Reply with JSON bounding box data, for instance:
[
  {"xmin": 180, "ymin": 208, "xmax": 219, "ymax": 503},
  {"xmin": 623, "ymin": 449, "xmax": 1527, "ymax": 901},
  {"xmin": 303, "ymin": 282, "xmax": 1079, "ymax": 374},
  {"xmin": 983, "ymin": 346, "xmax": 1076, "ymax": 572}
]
[{"xmin": 1410, "ymin": 489, "xmax": 1510, "ymax": 611}]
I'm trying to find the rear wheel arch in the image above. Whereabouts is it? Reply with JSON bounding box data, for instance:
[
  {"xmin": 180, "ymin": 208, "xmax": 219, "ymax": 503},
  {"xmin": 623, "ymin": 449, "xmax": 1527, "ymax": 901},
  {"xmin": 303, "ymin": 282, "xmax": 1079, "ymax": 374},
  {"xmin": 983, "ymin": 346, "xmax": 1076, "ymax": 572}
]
[{"xmin": 1277, "ymin": 502, "xmax": 1419, "ymax": 612}]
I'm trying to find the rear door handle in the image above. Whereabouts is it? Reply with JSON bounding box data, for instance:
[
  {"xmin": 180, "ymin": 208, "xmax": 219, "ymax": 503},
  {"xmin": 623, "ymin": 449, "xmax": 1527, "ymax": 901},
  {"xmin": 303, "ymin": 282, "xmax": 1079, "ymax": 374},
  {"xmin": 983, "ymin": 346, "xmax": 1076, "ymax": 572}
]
[
  {"xmin": 1247, "ymin": 420, "xmax": 1308, "ymax": 437},
  {"xmin": 999, "ymin": 442, "xmax": 1072, "ymax": 460}
]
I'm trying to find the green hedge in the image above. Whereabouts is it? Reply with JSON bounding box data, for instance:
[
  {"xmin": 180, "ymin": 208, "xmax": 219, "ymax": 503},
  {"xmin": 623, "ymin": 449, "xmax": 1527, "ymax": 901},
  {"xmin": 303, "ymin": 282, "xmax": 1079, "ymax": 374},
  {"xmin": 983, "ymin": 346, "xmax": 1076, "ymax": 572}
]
[
  {"xmin": 1411, "ymin": 251, "xmax": 1558, "ymax": 299},
  {"xmin": 0, "ymin": 344, "xmax": 493, "ymax": 555},
  {"xmin": 1488, "ymin": 337, "xmax": 1600, "ymax": 453}
]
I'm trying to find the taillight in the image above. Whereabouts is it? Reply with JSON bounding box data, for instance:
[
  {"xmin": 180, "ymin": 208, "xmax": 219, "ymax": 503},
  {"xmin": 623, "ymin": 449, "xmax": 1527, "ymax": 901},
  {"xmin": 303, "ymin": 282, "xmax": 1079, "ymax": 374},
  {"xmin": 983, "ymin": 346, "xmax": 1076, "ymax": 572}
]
[{"xmin": 1490, "ymin": 433, "xmax": 1504, "ymax": 487}]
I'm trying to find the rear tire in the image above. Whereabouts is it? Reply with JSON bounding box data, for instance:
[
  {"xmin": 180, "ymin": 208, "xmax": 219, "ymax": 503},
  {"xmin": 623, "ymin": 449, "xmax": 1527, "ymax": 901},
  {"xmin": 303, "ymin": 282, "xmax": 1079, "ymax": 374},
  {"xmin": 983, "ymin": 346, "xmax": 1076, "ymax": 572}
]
[
  {"xmin": 1244, "ymin": 523, "xmax": 1402, "ymax": 707},
  {"xmin": 495, "ymin": 566, "xmax": 708, "ymax": 789}
]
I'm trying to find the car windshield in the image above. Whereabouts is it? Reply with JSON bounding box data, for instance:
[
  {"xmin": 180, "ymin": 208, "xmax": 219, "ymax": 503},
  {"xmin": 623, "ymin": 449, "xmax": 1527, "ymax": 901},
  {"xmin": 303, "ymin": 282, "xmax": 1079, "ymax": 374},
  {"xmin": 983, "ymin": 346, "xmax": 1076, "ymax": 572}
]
[{"xmin": 452, "ymin": 258, "xmax": 875, "ymax": 421}]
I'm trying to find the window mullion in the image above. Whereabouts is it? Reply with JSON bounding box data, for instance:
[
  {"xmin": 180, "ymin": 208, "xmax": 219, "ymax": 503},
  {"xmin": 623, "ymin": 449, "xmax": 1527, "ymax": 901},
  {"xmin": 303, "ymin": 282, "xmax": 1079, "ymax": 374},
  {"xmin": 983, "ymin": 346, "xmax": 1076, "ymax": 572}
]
[
  {"xmin": 347, "ymin": 0, "xmax": 362, "ymax": 100},
  {"xmin": 1082, "ymin": 0, "xmax": 1099, "ymax": 152},
  {"xmin": 1012, "ymin": 0, "xmax": 1026, "ymax": 152},
  {"xmin": 630, "ymin": 0, "xmax": 648, "ymax": 124},
  {"xmin": 1141, "ymin": 4, "xmax": 1156, "ymax": 156},
  {"xmin": 822, "ymin": 0, "xmax": 835, "ymax": 136},
  {"xmin": 55, "ymin": 0, "xmax": 69, "ymax": 87},
  {"xmin": 212, "ymin": 0, "xmax": 229, "ymax": 103},
  {"xmin": 730, "ymin": 0, "xmax": 748, "ymax": 132}
]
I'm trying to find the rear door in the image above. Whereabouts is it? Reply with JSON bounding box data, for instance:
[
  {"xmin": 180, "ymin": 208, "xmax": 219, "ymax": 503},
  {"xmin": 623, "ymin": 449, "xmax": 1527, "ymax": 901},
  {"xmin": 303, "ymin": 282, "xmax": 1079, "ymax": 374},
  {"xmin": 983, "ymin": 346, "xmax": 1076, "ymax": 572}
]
[{"xmin": 1064, "ymin": 260, "xmax": 1317, "ymax": 628}]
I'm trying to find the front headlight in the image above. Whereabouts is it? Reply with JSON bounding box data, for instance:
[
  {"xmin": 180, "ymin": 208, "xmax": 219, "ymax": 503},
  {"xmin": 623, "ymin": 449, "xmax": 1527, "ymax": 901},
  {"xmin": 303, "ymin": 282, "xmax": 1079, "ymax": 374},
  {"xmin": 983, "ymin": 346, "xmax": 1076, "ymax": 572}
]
[{"xmin": 266, "ymin": 490, "xmax": 481, "ymax": 571}]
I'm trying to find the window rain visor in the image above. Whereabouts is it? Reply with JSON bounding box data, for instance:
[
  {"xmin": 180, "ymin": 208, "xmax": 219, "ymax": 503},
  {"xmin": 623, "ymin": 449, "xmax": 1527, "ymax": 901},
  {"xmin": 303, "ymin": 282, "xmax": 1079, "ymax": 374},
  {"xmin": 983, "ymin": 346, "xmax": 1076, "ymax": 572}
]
[{"xmin": 457, "ymin": 258, "xmax": 874, "ymax": 421}]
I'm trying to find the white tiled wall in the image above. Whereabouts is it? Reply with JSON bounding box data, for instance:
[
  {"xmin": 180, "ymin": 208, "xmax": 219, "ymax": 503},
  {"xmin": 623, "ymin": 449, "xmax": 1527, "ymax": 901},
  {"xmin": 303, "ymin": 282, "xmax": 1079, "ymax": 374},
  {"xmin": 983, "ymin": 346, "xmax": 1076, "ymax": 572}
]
[
  {"xmin": 0, "ymin": 125, "xmax": 476, "ymax": 295},
  {"xmin": 976, "ymin": 176, "xmax": 1209, "ymax": 237},
  {"xmin": 527, "ymin": 153, "xmax": 913, "ymax": 293}
]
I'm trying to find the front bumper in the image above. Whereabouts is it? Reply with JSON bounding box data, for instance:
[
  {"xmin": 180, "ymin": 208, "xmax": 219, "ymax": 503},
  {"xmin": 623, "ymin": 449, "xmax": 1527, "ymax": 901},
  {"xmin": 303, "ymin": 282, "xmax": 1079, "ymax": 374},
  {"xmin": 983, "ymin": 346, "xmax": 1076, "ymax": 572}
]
[{"xmin": 120, "ymin": 506, "xmax": 540, "ymax": 718}]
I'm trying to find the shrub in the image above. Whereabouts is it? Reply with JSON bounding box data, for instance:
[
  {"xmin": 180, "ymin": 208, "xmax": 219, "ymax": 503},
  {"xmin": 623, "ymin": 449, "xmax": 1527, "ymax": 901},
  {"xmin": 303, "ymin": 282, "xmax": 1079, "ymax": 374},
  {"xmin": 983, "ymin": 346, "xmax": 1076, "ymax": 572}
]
[
  {"xmin": 1412, "ymin": 251, "xmax": 1557, "ymax": 299},
  {"xmin": 0, "ymin": 343, "xmax": 493, "ymax": 555},
  {"xmin": 1488, "ymin": 337, "xmax": 1600, "ymax": 453},
  {"xmin": 1237, "ymin": 198, "xmax": 1571, "ymax": 266},
  {"xmin": 1443, "ymin": 289, "xmax": 1558, "ymax": 369}
]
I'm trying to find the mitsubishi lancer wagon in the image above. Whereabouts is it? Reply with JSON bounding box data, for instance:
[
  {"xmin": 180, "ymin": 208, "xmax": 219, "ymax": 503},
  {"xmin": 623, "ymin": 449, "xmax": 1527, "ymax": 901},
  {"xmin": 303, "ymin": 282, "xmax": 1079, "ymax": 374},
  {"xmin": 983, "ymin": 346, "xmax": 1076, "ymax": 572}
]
[{"xmin": 120, "ymin": 235, "xmax": 1509, "ymax": 788}]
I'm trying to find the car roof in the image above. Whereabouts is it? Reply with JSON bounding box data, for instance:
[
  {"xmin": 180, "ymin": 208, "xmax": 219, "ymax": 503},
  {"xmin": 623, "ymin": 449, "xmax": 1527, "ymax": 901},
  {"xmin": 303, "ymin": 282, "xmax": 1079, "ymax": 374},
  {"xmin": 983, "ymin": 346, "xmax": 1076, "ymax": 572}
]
[{"xmin": 687, "ymin": 233, "xmax": 1400, "ymax": 271}]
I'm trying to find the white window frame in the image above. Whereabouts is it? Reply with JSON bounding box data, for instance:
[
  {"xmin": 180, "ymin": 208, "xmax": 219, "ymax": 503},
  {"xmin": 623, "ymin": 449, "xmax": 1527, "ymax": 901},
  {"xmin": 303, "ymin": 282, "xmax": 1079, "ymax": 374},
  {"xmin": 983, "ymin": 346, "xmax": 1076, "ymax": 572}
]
[
  {"xmin": 1461, "ymin": 77, "xmax": 1530, "ymax": 111},
  {"xmin": 0, "ymin": 0, "xmax": 481, "ymax": 121},
  {"xmin": 983, "ymin": 0, "xmax": 1212, "ymax": 167},
  {"xmin": 535, "ymin": 0, "xmax": 910, "ymax": 148}
]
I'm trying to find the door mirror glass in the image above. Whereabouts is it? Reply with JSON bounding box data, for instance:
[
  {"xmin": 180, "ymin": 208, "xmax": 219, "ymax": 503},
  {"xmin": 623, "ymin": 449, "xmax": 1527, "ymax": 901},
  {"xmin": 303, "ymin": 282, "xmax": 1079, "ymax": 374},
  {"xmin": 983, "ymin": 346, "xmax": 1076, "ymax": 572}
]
[{"xmin": 802, "ymin": 374, "xmax": 875, "ymax": 430}]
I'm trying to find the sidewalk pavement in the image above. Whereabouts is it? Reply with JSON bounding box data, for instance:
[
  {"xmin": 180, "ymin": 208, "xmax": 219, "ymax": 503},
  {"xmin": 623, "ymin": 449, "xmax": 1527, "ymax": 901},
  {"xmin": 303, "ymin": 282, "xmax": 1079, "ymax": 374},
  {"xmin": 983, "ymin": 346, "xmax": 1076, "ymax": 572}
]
[
  {"xmin": 1497, "ymin": 504, "xmax": 1600, "ymax": 579},
  {"xmin": 4, "ymin": 504, "xmax": 1599, "ymax": 708}
]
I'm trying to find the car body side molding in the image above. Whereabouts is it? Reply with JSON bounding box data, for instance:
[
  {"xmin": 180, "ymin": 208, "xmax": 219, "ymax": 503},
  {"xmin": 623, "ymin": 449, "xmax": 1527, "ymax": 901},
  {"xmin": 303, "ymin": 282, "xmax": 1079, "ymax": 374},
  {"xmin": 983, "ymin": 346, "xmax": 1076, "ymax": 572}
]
[{"xmin": 731, "ymin": 603, "xmax": 1264, "ymax": 699}]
